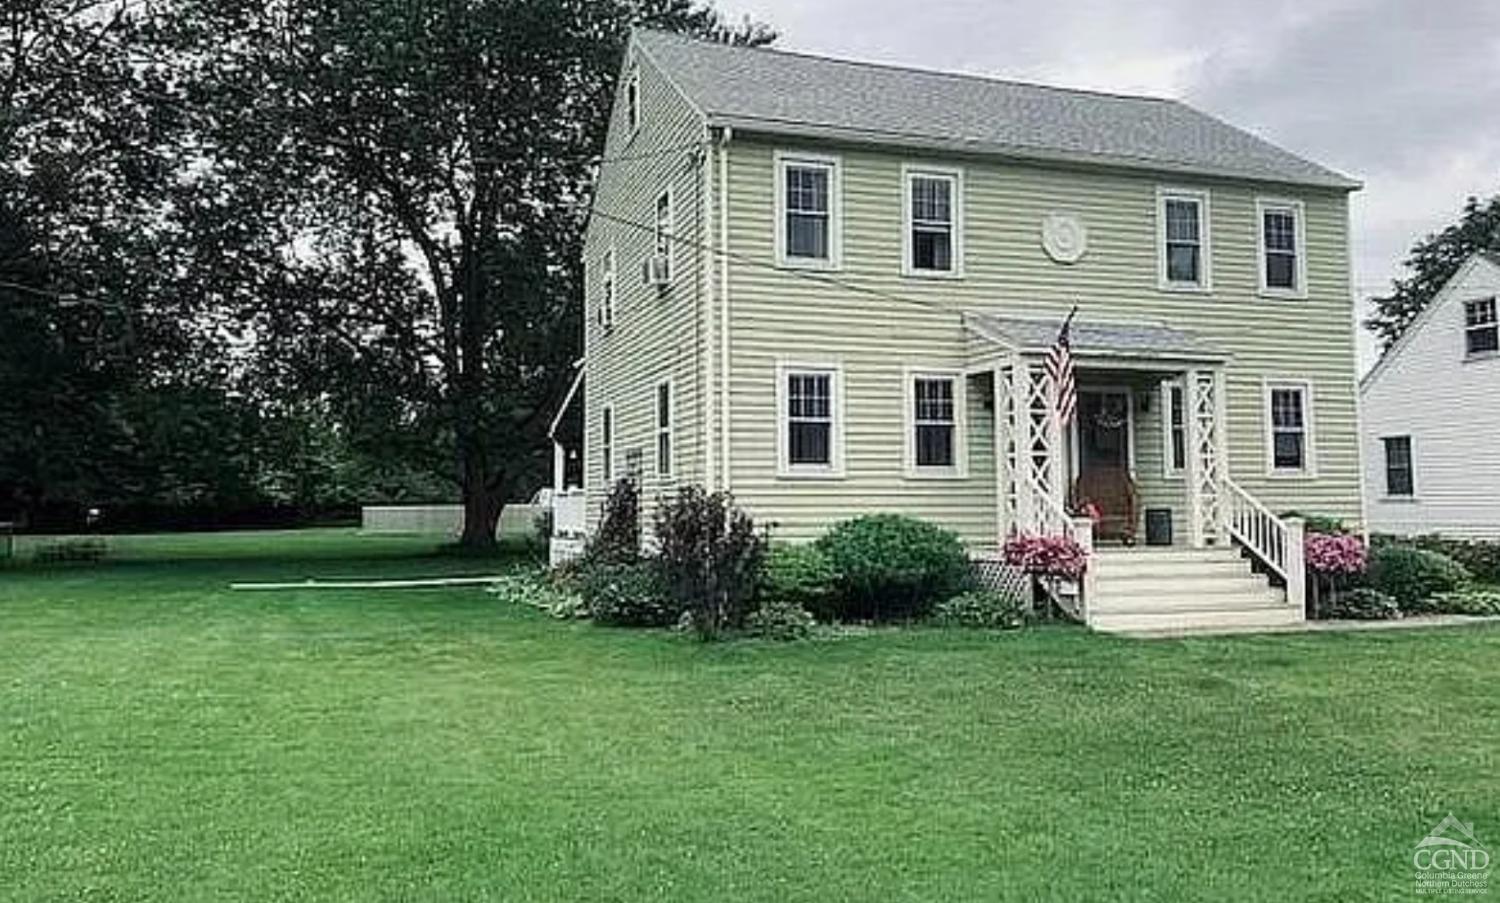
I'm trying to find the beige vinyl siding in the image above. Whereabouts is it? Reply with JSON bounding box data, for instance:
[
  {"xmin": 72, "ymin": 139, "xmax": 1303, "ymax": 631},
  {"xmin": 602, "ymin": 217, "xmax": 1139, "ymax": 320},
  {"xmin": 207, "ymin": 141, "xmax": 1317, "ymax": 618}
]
[
  {"xmin": 582, "ymin": 44, "xmax": 708, "ymax": 531},
  {"xmin": 721, "ymin": 139, "xmax": 1361, "ymax": 544}
]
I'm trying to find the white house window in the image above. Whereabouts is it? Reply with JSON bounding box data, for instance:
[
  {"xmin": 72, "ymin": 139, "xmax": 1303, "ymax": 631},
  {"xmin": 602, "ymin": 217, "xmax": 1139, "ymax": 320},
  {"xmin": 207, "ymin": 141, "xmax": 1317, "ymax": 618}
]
[
  {"xmin": 600, "ymin": 405, "xmax": 614, "ymax": 484},
  {"xmin": 1258, "ymin": 199, "xmax": 1305, "ymax": 295},
  {"xmin": 1465, "ymin": 297, "xmax": 1498, "ymax": 356},
  {"xmin": 904, "ymin": 168, "xmax": 961, "ymax": 275},
  {"xmin": 778, "ymin": 365, "xmax": 843, "ymax": 475},
  {"xmin": 908, "ymin": 374, "xmax": 965, "ymax": 474},
  {"xmin": 1158, "ymin": 189, "xmax": 1210, "ymax": 290},
  {"xmin": 776, "ymin": 153, "xmax": 838, "ymax": 267},
  {"xmin": 1163, "ymin": 382, "xmax": 1187, "ymax": 475},
  {"xmin": 599, "ymin": 248, "xmax": 616, "ymax": 332},
  {"xmin": 1383, "ymin": 435, "xmax": 1413, "ymax": 497},
  {"xmin": 655, "ymin": 381, "xmax": 672, "ymax": 478},
  {"xmin": 653, "ymin": 190, "xmax": 672, "ymax": 282},
  {"xmin": 1265, "ymin": 382, "xmax": 1312, "ymax": 474},
  {"xmin": 625, "ymin": 68, "xmax": 640, "ymax": 134}
]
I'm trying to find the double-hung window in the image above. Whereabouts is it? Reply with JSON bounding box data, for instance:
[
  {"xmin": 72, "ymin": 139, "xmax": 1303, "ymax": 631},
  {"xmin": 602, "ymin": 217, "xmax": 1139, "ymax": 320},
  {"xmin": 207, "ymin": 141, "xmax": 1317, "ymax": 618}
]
[
  {"xmin": 776, "ymin": 153, "xmax": 839, "ymax": 267},
  {"xmin": 903, "ymin": 167, "xmax": 961, "ymax": 276},
  {"xmin": 907, "ymin": 372, "xmax": 964, "ymax": 476},
  {"xmin": 1163, "ymin": 381, "xmax": 1187, "ymax": 475},
  {"xmin": 655, "ymin": 382, "xmax": 672, "ymax": 478},
  {"xmin": 652, "ymin": 190, "xmax": 672, "ymax": 283},
  {"xmin": 600, "ymin": 405, "xmax": 614, "ymax": 484},
  {"xmin": 1265, "ymin": 381, "xmax": 1313, "ymax": 475},
  {"xmin": 599, "ymin": 248, "xmax": 616, "ymax": 332},
  {"xmin": 1382, "ymin": 436, "xmax": 1413, "ymax": 497},
  {"xmin": 1465, "ymin": 298, "xmax": 1498, "ymax": 356},
  {"xmin": 780, "ymin": 364, "xmax": 841, "ymax": 475},
  {"xmin": 1257, "ymin": 199, "xmax": 1305, "ymax": 296},
  {"xmin": 1158, "ymin": 189, "xmax": 1210, "ymax": 290}
]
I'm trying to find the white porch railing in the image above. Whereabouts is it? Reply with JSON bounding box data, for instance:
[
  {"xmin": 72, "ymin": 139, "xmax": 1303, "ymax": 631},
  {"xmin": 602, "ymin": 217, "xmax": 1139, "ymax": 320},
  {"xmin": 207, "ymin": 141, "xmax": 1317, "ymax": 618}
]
[
  {"xmin": 1017, "ymin": 472, "xmax": 1094, "ymax": 623},
  {"xmin": 1224, "ymin": 478, "xmax": 1305, "ymax": 611}
]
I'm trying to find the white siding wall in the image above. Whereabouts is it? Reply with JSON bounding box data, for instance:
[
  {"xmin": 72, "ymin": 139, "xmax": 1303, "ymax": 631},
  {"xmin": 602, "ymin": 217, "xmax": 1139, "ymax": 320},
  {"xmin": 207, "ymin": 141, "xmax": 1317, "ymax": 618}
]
[{"xmin": 1361, "ymin": 257, "xmax": 1500, "ymax": 539}]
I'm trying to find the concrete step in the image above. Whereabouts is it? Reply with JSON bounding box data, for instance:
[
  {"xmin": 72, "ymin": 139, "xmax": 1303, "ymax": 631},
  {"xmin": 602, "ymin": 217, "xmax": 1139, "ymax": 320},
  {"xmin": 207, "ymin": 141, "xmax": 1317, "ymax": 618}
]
[
  {"xmin": 1092, "ymin": 575, "xmax": 1274, "ymax": 599},
  {"xmin": 1093, "ymin": 560, "xmax": 1256, "ymax": 581},
  {"xmin": 1090, "ymin": 591, "xmax": 1289, "ymax": 614},
  {"xmin": 1090, "ymin": 606, "xmax": 1304, "ymax": 634}
]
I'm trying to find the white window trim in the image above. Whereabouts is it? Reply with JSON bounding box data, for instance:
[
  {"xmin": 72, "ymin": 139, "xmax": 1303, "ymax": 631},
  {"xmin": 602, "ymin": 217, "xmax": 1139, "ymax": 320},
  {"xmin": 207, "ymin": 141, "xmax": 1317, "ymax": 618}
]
[
  {"xmin": 654, "ymin": 379, "xmax": 674, "ymax": 479},
  {"xmin": 900, "ymin": 164, "xmax": 964, "ymax": 279},
  {"xmin": 1160, "ymin": 379, "xmax": 1186, "ymax": 479},
  {"xmin": 1463, "ymin": 297, "xmax": 1499, "ymax": 359},
  {"xmin": 775, "ymin": 359, "xmax": 846, "ymax": 479},
  {"xmin": 1262, "ymin": 378, "xmax": 1316, "ymax": 478},
  {"xmin": 903, "ymin": 367, "xmax": 968, "ymax": 479},
  {"xmin": 1156, "ymin": 186, "xmax": 1213, "ymax": 293},
  {"xmin": 1255, "ymin": 197, "xmax": 1308, "ymax": 299},
  {"xmin": 600, "ymin": 403, "xmax": 615, "ymax": 486},
  {"xmin": 773, "ymin": 150, "xmax": 842, "ymax": 271},
  {"xmin": 1380, "ymin": 433, "xmax": 1417, "ymax": 500},
  {"xmin": 599, "ymin": 245, "xmax": 616, "ymax": 334},
  {"xmin": 653, "ymin": 187, "xmax": 673, "ymax": 285},
  {"xmin": 624, "ymin": 66, "xmax": 641, "ymax": 140}
]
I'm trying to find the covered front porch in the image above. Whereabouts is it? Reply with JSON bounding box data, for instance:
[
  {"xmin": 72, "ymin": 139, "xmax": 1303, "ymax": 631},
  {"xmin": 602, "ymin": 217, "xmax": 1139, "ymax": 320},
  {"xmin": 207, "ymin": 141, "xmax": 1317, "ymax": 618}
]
[{"xmin": 963, "ymin": 312, "xmax": 1307, "ymax": 626}]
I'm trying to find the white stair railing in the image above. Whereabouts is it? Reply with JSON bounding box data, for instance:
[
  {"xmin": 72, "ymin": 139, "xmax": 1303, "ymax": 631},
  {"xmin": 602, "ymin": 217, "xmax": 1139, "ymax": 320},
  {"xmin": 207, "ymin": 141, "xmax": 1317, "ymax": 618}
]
[
  {"xmin": 1017, "ymin": 473, "xmax": 1093, "ymax": 622},
  {"xmin": 1224, "ymin": 479, "xmax": 1305, "ymax": 612}
]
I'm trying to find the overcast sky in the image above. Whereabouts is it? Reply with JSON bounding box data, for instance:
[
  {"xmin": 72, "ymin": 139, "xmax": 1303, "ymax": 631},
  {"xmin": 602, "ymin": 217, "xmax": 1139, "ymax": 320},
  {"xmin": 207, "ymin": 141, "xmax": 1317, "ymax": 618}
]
[{"xmin": 718, "ymin": 0, "xmax": 1500, "ymax": 370}]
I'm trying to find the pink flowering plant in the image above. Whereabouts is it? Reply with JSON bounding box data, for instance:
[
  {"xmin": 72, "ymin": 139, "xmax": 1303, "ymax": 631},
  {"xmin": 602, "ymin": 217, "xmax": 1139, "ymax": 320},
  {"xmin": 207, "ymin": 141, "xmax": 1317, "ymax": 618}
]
[
  {"xmin": 1004, "ymin": 533, "xmax": 1088, "ymax": 582},
  {"xmin": 1305, "ymin": 533, "xmax": 1367, "ymax": 576}
]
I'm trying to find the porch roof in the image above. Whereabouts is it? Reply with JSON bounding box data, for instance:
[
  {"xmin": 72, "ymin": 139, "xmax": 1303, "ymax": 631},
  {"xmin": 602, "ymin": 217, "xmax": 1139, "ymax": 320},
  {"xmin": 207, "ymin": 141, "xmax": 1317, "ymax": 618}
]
[{"xmin": 963, "ymin": 312, "xmax": 1229, "ymax": 367}]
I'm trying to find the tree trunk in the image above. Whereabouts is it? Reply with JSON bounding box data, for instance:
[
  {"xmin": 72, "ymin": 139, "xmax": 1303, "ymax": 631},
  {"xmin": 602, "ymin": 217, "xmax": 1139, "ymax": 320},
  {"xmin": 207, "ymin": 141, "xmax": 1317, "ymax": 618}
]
[{"xmin": 459, "ymin": 482, "xmax": 502, "ymax": 551}]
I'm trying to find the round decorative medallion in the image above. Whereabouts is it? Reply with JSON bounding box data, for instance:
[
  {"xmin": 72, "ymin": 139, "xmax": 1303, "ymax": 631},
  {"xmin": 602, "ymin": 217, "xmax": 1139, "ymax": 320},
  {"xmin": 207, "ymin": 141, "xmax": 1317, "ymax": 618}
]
[{"xmin": 1041, "ymin": 214, "xmax": 1088, "ymax": 264}]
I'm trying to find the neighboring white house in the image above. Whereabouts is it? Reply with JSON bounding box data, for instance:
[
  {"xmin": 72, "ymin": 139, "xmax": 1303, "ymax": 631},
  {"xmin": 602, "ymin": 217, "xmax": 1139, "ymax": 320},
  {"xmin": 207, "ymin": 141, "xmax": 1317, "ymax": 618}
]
[{"xmin": 1360, "ymin": 252, "xmax": 1500, "ymax": 539}]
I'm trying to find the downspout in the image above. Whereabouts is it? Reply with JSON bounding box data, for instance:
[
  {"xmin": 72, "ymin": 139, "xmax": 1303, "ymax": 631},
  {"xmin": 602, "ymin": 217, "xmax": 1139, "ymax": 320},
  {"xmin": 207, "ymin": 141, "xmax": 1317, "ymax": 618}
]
[
  {"xmin": 700, "ymin": 126, "xmax": 717, "ymax": 492},
  {"xmin": 1345, "ymin": 194, "xmax": 1370, "ymax": 543},
  {"xmin": 718, "ymin": 126, "xmax": 733, "ymax": 492}
]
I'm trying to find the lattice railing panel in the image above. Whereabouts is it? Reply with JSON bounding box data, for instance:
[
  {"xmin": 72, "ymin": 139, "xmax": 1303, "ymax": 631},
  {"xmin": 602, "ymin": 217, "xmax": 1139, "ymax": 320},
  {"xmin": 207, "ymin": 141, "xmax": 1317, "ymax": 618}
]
[
  {"xmin": 1191, "ymin": 372, "xmax": 1225, "ymax": 544},
  {"xmin": 970, "ymin": 553, "xmax": 1031, "ymax": 604}
]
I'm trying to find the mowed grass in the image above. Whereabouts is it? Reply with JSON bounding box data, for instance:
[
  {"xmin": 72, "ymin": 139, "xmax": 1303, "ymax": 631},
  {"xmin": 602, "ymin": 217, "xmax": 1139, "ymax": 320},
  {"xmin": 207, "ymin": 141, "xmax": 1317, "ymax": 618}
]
[{"xmin": 2, "ymin": 530, "xmax": 1497, "ymax": 901}]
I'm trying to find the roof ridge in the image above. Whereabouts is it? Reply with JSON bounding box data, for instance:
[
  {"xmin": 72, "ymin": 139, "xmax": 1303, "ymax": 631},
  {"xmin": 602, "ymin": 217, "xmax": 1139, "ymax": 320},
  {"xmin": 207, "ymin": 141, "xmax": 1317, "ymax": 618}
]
[{"xmin": 633, "ymin": 27, "xmax": 1179, "ymax": 106}]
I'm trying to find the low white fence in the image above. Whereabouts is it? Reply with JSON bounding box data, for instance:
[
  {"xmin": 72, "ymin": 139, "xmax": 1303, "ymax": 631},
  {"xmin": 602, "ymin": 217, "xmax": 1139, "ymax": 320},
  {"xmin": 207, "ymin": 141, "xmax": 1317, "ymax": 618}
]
[{"xmin": 361, "ymin": 504, "xmax": 546, "ymax": 540}]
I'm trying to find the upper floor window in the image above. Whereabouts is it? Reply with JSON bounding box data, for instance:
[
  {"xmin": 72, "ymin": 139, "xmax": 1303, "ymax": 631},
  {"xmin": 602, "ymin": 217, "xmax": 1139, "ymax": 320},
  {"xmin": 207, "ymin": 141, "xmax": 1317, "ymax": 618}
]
[
  {"xmin": 903, "ymin": 167, "xmax": 962, "ymax": 277},
  {"xmin": 775, "ymin": 152, "xmax": 840, "ymax": 268},
  {"xmin": 1257, "ymin": 199, "xmax": 1305, "ymax": 296},
  {"xmin": 651, "ymin": 190, "xmax": 672, "ymax": 283},
  {"xmin": 625, "ymin": 67, "xmax": 640, "ymax": 134},
  {"xmin": 1265, "ymin": 380, "xmax": 1313, "ymax": 475},
  {"xmin": 1382, "ymin": 436, "xmax": 1413, "ymax": 497},
  {"xmin": 1465, "ymin": 297, "xmax": 1498, "ymax": 356},
  {"xmin": 778, "ymin": 362, "xmax": 843, "ymax": 476},
  {"xmin": 655, "ymin": 381, "xmax": 673, "ymax": 478},
  {"xmin": 1157, "ymin": 188, "xmax": 1211, "ymax": 291},
  {"xmin": 598, "ymin": 248, "xmax": 616, "ymax": 332}
]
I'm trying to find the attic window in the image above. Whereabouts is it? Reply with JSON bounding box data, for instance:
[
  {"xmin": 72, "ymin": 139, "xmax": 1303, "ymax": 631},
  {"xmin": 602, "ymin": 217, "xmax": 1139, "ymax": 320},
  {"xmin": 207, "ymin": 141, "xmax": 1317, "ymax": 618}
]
[
  {"xmin": 626, "ymin": 67, "xmax": 641, "ymax": 134},
  {"xmin": 1465, "ymin": 297, "xmax": 1498, "ymax": 356}
]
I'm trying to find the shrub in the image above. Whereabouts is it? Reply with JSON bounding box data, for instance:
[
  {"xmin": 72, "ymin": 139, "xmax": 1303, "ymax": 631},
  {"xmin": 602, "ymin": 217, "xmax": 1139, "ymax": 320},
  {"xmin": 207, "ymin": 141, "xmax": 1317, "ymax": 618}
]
[
  {"xmin": 1428, "ymin": 588, "xmax": 1500, "ymax": 616},
  {"xmin": 579, "ymin": 561, "xmax": 680, "ymax": 627},
  {"xmin": 1279, "ymin": 512, "xmax": 1347, "ymax": 535},
  {"xmin": 932, "ymin": 590, "xmax": 1024, "ymax": 630},
  {"xmin": 1320, "ymin": 586, "xmax": 1401, "ymax": 621},
  {"xmin": 1003, "ymin": 533, "xmax": 1087, "ymax": 582},
  {"xmin": 761, "ymin": 544, "xmax": 839, "ymax": 620},
  {"xmin": 1305, "ymin": 533, "xmax": 1367, "ymax": 576},
  {"xmin": 33, "ymin": 538, "xmax": 108, "ymax": 563},
  {"xmin": 1407, "ymin": 535, "xmax": 1500, "ymax": 585},
  {"xmin": 653, "ymin": 486, "xmax": 766, "ymax": 640},
  {"xmin": 488, "ymin": 569, "xmax": 586, "ymax": 619},
  {"xmin": 815, "ymin": 514, "xmax": 970, "ymax": 622},
  {"xmin": 587, "ymin": 479, "xmax": 640, "ymax": 564},
  {"xmin": 1365, "ymin": 544, "xmax": 1470, "ymax": 611},
  {"xmin": 746, "ymin": 599, "xmax": 816, "ymax": 641}
]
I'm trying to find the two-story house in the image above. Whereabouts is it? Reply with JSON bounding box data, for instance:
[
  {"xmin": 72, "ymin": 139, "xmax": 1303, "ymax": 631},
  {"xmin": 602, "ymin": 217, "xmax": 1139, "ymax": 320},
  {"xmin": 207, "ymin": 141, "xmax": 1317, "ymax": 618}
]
[
  {"xmin": 1360, "ymin": 252, "xmax": 1500, "ymax": 540},
  {"xmin": 565, "ymin": 30, "xmax": 1364, "ymax": 632}
]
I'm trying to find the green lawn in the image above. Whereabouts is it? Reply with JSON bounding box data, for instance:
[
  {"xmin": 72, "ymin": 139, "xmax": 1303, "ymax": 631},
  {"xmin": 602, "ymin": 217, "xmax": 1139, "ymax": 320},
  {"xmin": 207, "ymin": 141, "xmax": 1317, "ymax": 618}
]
[{"xmin": 2, "ymin": 529, "xmax": 1496, "ymax": 901}]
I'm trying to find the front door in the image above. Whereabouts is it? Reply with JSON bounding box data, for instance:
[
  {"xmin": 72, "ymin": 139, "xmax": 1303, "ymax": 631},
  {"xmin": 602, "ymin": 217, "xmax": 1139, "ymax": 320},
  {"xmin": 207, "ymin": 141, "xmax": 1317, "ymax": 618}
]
[{"xmin": 1072, "ymin": 389, "xmax": 1136, "ymax": 542}]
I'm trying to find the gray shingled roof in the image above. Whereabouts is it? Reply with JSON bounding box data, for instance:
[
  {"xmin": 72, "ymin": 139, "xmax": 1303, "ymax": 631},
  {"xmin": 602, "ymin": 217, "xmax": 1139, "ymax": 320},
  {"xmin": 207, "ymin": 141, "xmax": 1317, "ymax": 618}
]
[
  {"xmin": 635, "ymin": 30, "xmax": 1358, "ymax": 190},
  {"xmin": 965, "ymin": 312, "xmax": 1228, "ymax": 362}
]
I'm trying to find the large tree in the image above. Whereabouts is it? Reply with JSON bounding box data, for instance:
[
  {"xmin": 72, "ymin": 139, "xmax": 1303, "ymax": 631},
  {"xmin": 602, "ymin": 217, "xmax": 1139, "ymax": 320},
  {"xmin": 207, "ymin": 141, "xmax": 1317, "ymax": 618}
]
[
  {"xmin": 160, "ymin": 0, "xmax": 772, "ymax": 548},
  {"xmin": 1367, "ymin": 192, "xmax": 1500, "ymax": 349}
]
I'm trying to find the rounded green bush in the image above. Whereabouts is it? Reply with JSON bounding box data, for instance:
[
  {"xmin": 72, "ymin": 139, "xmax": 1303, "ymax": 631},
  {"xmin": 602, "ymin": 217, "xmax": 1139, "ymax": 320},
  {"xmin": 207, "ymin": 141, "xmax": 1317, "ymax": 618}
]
[
  {"xmin": 761, "ymin": 544, "xmax": 839, "ymax": 620},
  {"xmin": 1365, "ymin": 545, "xmax": 1470, "ymax": 612},
  {"xmin": 579, "ymin": 561, "xmax": 680, "ymax": 627},
  {"xmin": 746, "ymin": 599, "xmax": 817, "ymax": 641},
  {"xmin": 1428, "ymin": 588, "xmax": 1500, "ymax": 616},
  {"xmin": 1321, "ymin": 586, "xmax": 1400, "ymax": 621},
  {"xmin": 815, "ymin": 514, "xmax": 971, "ymax": 621},
  {"xmin": 932, "ymin": 590, "xmax": 1024, "ymax": 630}
]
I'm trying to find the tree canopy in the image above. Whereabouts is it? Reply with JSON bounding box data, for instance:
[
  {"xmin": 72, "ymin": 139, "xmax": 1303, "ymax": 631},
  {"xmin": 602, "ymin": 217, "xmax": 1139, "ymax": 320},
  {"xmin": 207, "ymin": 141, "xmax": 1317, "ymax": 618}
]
[{"xmin": 1367, "ymin": 193, "xmax": 1500, "ymax": 349}]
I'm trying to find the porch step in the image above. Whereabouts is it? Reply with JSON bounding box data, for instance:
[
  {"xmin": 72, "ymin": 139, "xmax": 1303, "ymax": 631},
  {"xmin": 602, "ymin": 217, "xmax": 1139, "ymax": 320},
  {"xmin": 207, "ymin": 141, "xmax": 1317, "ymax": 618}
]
[{"xmin": 1086, "ymin": 546, "xmax": 1301, "ymax": 635}]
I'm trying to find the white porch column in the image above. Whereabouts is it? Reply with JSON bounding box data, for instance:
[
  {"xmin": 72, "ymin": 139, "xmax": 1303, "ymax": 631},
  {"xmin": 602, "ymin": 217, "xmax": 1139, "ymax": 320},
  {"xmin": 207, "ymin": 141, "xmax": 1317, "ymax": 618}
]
[
  {"xmin": 992, "ymin": 367, "xmax": 1009, "ymax": 545},
  {"xmin": 552, "ymin": 440, "xmax": 566, "ymax": 494},
  {"xmin": 1212, "ymin": 367, "xmax": 1230, "ymax": 544},
  {"xmin": 1009, "ymin": 362, "xmax": 1032, "ymax": 534},
  {"xmin": 1183, "ymin": 368, "xmax": 1204, "ymax": 547}
]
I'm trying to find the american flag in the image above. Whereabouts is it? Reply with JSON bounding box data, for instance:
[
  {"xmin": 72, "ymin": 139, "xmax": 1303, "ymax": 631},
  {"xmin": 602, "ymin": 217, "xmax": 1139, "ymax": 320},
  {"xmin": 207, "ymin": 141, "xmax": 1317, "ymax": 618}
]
[{"xmin": 1046, "ymin": 307, "xmax": 1078, "ymax": 427}]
